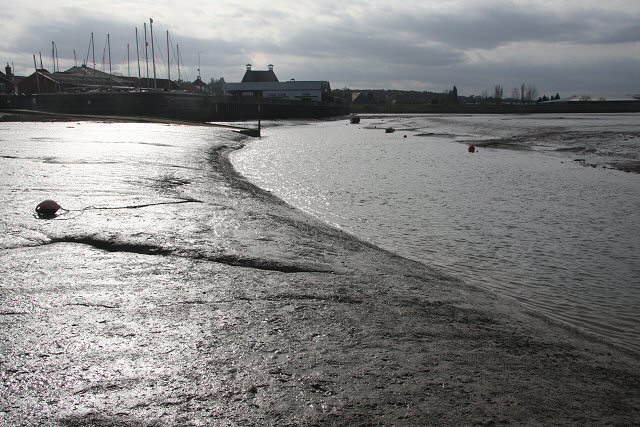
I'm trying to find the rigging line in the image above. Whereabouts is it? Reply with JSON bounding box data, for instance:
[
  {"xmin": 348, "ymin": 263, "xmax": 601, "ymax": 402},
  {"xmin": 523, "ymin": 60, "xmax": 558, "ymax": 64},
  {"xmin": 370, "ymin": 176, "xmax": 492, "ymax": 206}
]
[
  {"xmin": 176, "ymin": 47, "xmax": 184, "ymax": 81},
  {"xmin": 174, "ymin": 41, "xmax": 184, "ymax": 81},
  {"xmin": 120, "ymin": 45, "xmax": 130, "ymax": 79},
  {"xmin": 84, "ymin": 35, "xmax": 92, "ymax": 66},
  {"xmin": 120, "ymin": 48, "xmax": 126, "ymax": 78},
  {"xmin": 171, "ymin": 40, "xmax": 185, "ymax": 82},
  {"xmin": 178, "ymin": 49, "xmax": 190, "ymax": 83},
  {"xmin": 153, "ymin": 31, "xmax": 167, "ymax": 79},
  {"xmin": 168, "ymin": 33, "xmax": 181, "ymax": 81},
  {"xmin": 101, "ymin": 38, "xmax": 108, "ymax": 72}
]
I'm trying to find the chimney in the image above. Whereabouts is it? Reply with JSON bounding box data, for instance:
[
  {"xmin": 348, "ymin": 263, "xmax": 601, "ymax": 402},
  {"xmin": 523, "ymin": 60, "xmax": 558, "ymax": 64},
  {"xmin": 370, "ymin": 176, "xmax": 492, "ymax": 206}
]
[
  {"xmin": 5, "ymin": 63, "xmax": 11, "ymax": 77},
  {"xmin": 268, "ymin": 64, "xmax": 274, "ymax": 72},
  {"xmin": 246, "ymin": 63, "xmax": 252, "ymax": 71}
]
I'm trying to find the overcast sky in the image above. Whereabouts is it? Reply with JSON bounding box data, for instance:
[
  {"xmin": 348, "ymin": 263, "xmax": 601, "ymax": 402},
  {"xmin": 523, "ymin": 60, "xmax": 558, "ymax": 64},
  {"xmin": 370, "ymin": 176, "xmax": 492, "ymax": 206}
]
[{"xmin": 1, "ymin": 0, "xmax": 639, "ymax": 96}]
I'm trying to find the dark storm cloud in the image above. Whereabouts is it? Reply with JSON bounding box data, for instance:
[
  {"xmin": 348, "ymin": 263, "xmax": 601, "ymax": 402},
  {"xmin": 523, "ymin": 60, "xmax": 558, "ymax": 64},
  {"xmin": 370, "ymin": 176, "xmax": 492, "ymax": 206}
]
[
  {"xmin": 587, "ymin": 23, "xmax": 640, "ymax": 44},
  {"xmin": 13, "ymin": 13, "xmax": 245, "ymax": 58},
  {"xmin": 281, "ymin": 27, "xmax": 465, "ymax": 67},
  {"xmin": 426, "ymin": 55, "xmax": 640, "ymax": 95},
  {"xmin": 371, "ymin": 4, "xmax": 639, "ymax": 49}
]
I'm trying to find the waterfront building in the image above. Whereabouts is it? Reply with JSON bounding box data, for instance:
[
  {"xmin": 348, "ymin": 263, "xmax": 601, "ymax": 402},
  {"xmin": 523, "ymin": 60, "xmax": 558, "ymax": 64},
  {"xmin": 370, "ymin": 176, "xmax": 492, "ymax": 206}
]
[
  {"xmin": 17, "ymin": 65, "xmax": 180, "ymax": 95},
  {"xmin": 226, "ymin": 64, "xmax": 332, "ymax": 103},
  {"xmin": 0, "ymin": 64, "xmax": 18, "ymax": 94}
]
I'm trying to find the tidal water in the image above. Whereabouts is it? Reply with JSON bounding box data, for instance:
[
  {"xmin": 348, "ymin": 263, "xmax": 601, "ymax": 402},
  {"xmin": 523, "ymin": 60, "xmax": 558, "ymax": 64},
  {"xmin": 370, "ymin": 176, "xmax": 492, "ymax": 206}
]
[
  {"xmin": 1, "ymin": 117, "xmax": 638, "ymax": 354},
  {"xmin": 231, "ymin": 114, "xmax": 640, "ymax": 353}
]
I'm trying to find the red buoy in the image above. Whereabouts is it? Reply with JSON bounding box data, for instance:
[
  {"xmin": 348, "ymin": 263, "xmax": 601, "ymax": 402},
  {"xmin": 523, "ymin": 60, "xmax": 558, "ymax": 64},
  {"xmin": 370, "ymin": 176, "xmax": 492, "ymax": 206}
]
[{"xmin": 35, "ymin": 199, "xmax": 62, "ymax": 219}]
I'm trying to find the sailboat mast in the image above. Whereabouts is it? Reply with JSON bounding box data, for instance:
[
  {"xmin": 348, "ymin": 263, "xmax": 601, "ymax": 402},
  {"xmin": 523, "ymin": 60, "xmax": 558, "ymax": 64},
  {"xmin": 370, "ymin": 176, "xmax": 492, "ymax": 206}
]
[
  {"xmin": 51, "ymin": 41, "xmax": 60, "ymax": 72},
  {"xmin": 177, "ymin": 44, "xmax": 181, "ymax": 81},
  {"xmin": 198, "ymin": 50, "xmax": 202, "ymax": 93},
  {"xmin": 91, "ymin": 32, "xmax": 96, "ymax": 69},
  {"xmin": 51, "ymin": 41, "xmax": 55, "ymax": 72},
  {"xmin": 166, "ymin": 30, "xmax": 170, "ymax": 82},
  {"xmin": 107, "ymin": 34, "xmax": 112, "ymax": 75},
  {"xmin": 127, "ymin": 43, "xmax": 130, "ymax": 79},
  {"xmin": 84, "ymin": 34, "xmax": 92, "ymax": 66},
  {"xmin": 150, "ymin": 18, "xmax": 156, "ymax": 89},
  {"xmin": 135, "ymin": 27, "xmax": 141, "ymax": 80},
  {"xmin": 144, "ymin": 23, "xmax": 150, "ymax": 88}
]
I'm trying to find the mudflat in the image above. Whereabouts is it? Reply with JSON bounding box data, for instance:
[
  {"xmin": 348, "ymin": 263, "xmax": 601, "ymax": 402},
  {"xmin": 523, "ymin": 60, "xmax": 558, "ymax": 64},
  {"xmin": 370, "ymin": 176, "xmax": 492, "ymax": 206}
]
[{"xmin": 1, "ymin": 126, "xmax": 639, "ymax": 426}]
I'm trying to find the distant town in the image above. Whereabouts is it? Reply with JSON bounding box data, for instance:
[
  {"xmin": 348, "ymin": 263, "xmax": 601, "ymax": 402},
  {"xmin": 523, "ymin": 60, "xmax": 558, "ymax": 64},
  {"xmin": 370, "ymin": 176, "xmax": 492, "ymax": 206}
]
[
  {"xmin": 1, "ymin": 20, "xmax": 639, "ymax": 120},
  {"xmin": 3, "ymin": 60, "xmax": 639, "ymax": 106}
]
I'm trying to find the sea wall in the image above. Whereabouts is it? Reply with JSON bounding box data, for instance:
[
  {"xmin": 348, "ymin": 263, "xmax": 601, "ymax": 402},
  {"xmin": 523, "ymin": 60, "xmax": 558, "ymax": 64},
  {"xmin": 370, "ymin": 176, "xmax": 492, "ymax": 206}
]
[
  {"xmin": 4, "ymin": 92, "xmax": 636, "ymax": 121},
  {"xmin": 0, "ymin": 92, "xmax": 349, "ymax": 122},
  {"xmin": 351, "ymin": 101, "xmax": 640, "ymax": 114}
]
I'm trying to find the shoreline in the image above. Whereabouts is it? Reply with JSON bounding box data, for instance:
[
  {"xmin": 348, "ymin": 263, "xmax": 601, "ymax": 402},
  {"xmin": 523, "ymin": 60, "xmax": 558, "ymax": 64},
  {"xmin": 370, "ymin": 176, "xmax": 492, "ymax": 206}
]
[
  {"xmin": 351, "ymin": 100, "xmax": 640, "ymax": 114},
  {"xmin": 227, "ymin": 137, "xmax": 638, "ymax": 354},
  {"xmin": 229, "ymin": 115, "xmax": 640, "ymax": 355},
  {"xmin": 1, "ymin": 119, "xmax": 639, "ymax": 425}
]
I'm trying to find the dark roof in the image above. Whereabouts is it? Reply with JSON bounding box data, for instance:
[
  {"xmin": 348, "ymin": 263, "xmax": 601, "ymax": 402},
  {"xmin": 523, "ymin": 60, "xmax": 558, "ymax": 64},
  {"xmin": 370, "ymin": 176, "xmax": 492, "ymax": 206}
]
[
  {"xmin": 63, "ymin": 66, "xmax": 127, "ymax": 82},
  {"xmin": 192, "ymin": 77, "xmax": 206, "ymax": 87},
  {"xmin": 49, "ymin": 66, "xmax": 178, "ymax": 90},
  {"xmin": 27, "ymin": 66, "xmax": 130, "ymax": 89},
  {"xmin": 241, "ymin": 69, "xmax": 279, "ymax": 83}
]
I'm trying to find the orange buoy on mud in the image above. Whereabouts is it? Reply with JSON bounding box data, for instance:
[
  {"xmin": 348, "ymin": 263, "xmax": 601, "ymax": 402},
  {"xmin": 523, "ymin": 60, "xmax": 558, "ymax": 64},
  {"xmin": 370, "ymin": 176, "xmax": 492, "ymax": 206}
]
[{"xmin": 35, "ymin": 199, "xmax": 62, "ymax": 219}]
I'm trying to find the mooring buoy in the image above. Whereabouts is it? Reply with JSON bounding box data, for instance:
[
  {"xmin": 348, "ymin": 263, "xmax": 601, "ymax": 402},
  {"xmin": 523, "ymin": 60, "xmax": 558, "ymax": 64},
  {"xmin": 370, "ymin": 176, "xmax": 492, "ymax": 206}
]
[{"xmin": 35, "ymin": 199, "xmax": 62, "ymax": 219}]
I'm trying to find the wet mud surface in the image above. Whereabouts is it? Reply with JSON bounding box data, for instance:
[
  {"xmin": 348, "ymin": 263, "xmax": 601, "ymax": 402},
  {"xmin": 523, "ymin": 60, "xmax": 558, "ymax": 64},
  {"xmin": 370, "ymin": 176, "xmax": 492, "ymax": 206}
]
[
  {"xmin": 1, "ymin": 125, "xmax": 639, "ymax": 425},
  {"xmin": 468, "ymin": 129, "xmax": 640, "ymax": 173}
]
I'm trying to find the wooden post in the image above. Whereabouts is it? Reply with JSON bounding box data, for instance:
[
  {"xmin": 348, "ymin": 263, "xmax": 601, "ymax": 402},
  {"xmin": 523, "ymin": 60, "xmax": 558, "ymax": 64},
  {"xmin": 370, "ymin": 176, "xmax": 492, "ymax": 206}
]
[{"xmin": 258, "ymin": 103, "xmax": 262, "ymax": 138}]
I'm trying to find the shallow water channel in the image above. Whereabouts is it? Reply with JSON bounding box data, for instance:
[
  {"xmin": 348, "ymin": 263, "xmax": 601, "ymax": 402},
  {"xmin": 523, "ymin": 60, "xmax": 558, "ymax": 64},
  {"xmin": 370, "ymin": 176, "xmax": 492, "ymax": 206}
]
[{"xmin": 232, "ymin": 114, "xmax": 640, "ymax": 353}]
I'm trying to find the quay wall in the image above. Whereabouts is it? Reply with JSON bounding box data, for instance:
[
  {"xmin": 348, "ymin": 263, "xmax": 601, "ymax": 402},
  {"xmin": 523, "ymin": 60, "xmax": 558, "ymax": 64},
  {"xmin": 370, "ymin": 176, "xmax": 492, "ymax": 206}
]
[
  {"xmin": 0, "ymin": 92, "xmax": 349, "ymax": 121},
  {"xmin": 3, "ymin": 92, "xmax": 638, "ymax": 121},
  {"xmin": 350, "ymin": 101, "xmax": 640, "ymax": 114}
]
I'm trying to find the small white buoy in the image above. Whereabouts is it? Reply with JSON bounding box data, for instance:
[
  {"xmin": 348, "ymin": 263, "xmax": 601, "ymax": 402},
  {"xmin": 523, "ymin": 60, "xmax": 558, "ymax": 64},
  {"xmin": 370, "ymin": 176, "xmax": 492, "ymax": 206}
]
[{"xmin": 35, "ymin": 199, "xmax": 62, "ymax": 219}]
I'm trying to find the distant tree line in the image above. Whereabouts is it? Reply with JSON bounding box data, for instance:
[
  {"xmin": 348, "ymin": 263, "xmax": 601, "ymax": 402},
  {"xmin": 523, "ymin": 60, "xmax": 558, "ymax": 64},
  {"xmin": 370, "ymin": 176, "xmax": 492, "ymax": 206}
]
[
  {"xmin": 331, "ymin": 84, "xmax": 563, "ymax": 106},
  {"xmin": 478, "ymin": 83, "xmax": 561, "ymax": 104},
  {"xmin": 207, "ymin": 77, "xmax": 226, "ymax": 96},
  {"xmin": 336, "ymin": 85, "xmax": 460, "ymax": 105},
  {"xmin": 537, "ymin": 93, "xmax": 562, "ymax": 102}
]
